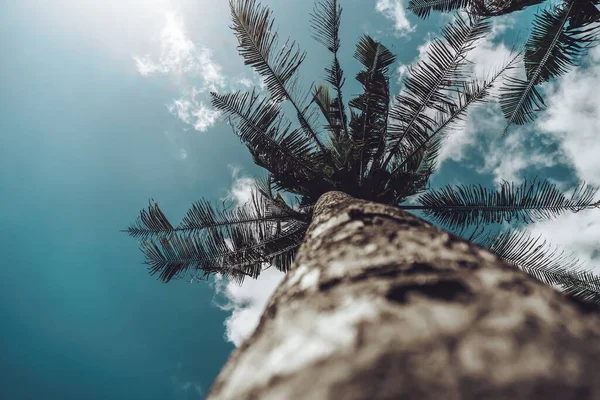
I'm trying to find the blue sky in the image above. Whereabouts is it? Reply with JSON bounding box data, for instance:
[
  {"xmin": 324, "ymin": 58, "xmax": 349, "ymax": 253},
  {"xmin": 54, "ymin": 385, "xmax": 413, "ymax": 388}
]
[{"xmin": 1, "ymin": 0, "xmax": 599, "ymax": 399}]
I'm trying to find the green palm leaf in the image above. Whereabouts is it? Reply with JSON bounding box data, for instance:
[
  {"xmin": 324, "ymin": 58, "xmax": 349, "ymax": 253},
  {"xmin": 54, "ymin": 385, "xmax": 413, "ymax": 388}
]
[
  {"xmin": 309, "ymin": 0, "xmax": 348, "ymax": 139},
  {"xmin": 143, "ymin": 219, "xmax": 308, "ymax": 283},
  {"xmin": 406, "ymin": 179, "xmax": 599, "ymax": 230},
  {"xmin": 408, "ymin": 0, "xmax": 471, "ymax": 18},
  {"xmin": 230, "ymin": 0, "xmax": 327, "ymax": 153},
  {"xmin": 476, "ymin": 229, "xmax": 600, "ymax": 303},
  {"xmin": 383, "ymin": 15, "xmax": 491, "ymax": 171},
  {"xmin": 389, "ymin": 51, "xmax": 520, "ymax": 180},
  {"xmin": 408, "ymin": 0, "xmax": 547, "ymax": 19},
  {"xmin": 349, "ymin": 35, "xmax": 396, "ymax": 181},
  {"xmin": 211, "ymin": 90, "xmax": 333, "ymax": 197},
  {"xmin": 500, "ymin": 1, "xmax": 599, "ymax": 130}
]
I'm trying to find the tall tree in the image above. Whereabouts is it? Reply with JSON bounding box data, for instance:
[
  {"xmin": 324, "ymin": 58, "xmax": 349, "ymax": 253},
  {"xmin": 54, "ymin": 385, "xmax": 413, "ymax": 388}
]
[
  {"xmin": 124, "ymin": 0, "xmax": 600, "ymax": 396},
  {"xmin": 125, "ymin": 0, "xmax": 600, "ymax": 301},
  {"xmin": 207, "ymin": 191, "xmax": 600, "ymax": 399}
]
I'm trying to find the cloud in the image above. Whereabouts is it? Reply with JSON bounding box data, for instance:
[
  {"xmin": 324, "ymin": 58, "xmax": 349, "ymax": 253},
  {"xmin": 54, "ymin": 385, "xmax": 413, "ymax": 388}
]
[
  {"xmin": 224, "ymin": 165, "xmax": 257, "ymax": 206},
  {"xmin": 214, "ymin": 267, "xmax": 285, "ymax": 347},
  {"xmin": 438, "ymin": 103, "xmax": 559, "ymax": 184},
  {"xmin": 134, "ymin": 12, "xmax": 225, "ymax": 87},
  {"xmin": 524, "ymin": 209, "xmax": 600, "ymax": 273},
  {"xmin": 375, "ymin": 0, "xmax": 415, "ymax": 36},
  {"xmin": 180, "ymin": 148, "xmax": 188, "ymax": 160},
  {"xmin": 134, "ymin": 11, "xmax": 225, "ymax": 132},
  {"xmin": 516, "ymin": 46, "xmax": 600, "ymax": 273},
  {"xmin": 210, "ymin": 166, "xmax": 287, "ymax": 347},
  {"xmin": 166, "ymin": 90, "xmax": 221, "ymax": 132},
  {"xmin": 536, "ymin": 46, "xmax": 600, "ymax": 186}
]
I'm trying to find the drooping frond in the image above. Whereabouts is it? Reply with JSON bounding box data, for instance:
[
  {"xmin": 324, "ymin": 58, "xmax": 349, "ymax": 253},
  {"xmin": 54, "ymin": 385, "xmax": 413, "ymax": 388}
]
[
  {"xmin": 476, "ymin": 230, "xmax": 600, "ymax": 303},
  {"xmin": 406, "ymin": 179, "xmax": 599, "ymax": 230},
  {"xmin": 471, "ymin": 0, "xmax": 547, "ymax": 16},
  {"xmin": 500, "ymin": 1, "xmax": 600, "ymax": 130},
  {"xmin": 178, "ymin": 198, "xmax": 305, "ymax": 237},
  {"xmin": 313, "ymin": 84, "xmax": 340, "ymax": 133},
  {"xmin": 142, "ymin": 216, "xmax": 308, "ymax": 284},
  {"xmin": 310, "ymin": 0, "xmax": 342, "ymax": 52},
  {"xmin": 310, "ymin": 0, "xmax": 349, "ymax": 139},
  {"xmin": 408, "ymin": 0, "xmax": 471, "ymax": 19},
  {"xmin": 389, "ymin": 52, "xmax": 520, "ymax": 180},
  {"xmin": 230, "ymin": 0, "xmax": 327, "ymax": 152},
  {"xmin": 383, "ymin": 15, "xmax": 491, "ymax": 170},
  {"xmin": 211, "ymin": 90, "xmax": 332, "ymax": 197},
  {"xmin": 349, "ymin": 35, "xmax": 396, "ymax": 181},
  {"xmin": 408, "ymin": 0, "xmax": 548, "ymax": 19},
  {"xmin": 123, "ymin": 187, "xmax": 308, "ymax": 240}
]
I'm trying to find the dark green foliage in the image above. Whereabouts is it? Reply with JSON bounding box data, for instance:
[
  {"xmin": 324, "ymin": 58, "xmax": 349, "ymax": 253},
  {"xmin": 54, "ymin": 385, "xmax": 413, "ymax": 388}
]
[
  {"xmin": 409, "ymin": 179, "xmax": 599, "ymax": 230},
  {"xmin": 500, "ymin": 1, "xmax": 599, "ymax": 129},
  {"xmin": 408, "ymin": 0, "xmax": 472, "ymax": 19},
  {"xmin": 124, "ymin": 0, "xmax": 600, "ymax": 303},
  {"xmin": 475, "ymin": 230, "xmax": 600, "ymax": 303},
  {"xmin": 383, "ymin": 15, "xmax": 491, "ymax": 171},
  {"xmin": 407, "ymin": 0, "xmax": 600, "ymax": 130}
]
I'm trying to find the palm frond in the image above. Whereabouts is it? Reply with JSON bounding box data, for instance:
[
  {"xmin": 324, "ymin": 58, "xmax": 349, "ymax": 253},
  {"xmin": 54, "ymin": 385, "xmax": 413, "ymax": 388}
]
[
  {"xmin": 500, "ymin": 1, "xmax": 599, "ymax": 130},
  {"xmin": 211, "ymin": 90, "xmax": 333, "ymax": 197},
  {"xmin": 408, "ymin": 0, "xmax": 548, "ymax": 19},
  {"xmin": 230, "ymin": 0, "xmax": 327, "ymax": 152},
  {"xmin": 383, "ymin": 15, "xmax": 491, "ymax": 171},
  {"xmin": 347, "ymin": 35, "xmax": 395, "ymax": 182},
  {"xmin": 142, "ymin": 215, "xmax": 308, "ymax": 284},
  {"xmin": 405, "ymin": 179, "xmax": 599, "ymax": 230},
  {"xmin": 310, "ymin": 0, "xmax": 349, "ymax": 139},
  {"xmin": 408, "ymin": 0, "xmax": 471, "ymax": 19},
  {"xmin": 178, "ymin": 197, "xmax": 304, "ymax": 236},
  {"xmin": 475, "ymin": 229, "xmax": 600, "ymax": 304},
  {"xmin": 389, "ymin": 51, "xmax": 520, "ymax": 180},
  {"xmin": 569, "ymin": 0, "xmax": 600, "ymax": 27},
  {"xmin": 123, "ymin": 190, "xmax": 308, "ymax": 241}
]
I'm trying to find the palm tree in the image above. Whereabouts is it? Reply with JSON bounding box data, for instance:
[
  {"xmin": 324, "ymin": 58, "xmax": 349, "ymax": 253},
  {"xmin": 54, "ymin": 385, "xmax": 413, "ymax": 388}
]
[
  {"xmin": 408, "ymin": 0, "xmax": 600, "ymax": 130},
  {"xmin": 123, "ymin": 1, "xmax": 600, "ymax": 397},
  {"xmin": 124, "ymin": 0, "xmax": 600, "ymax": 303}
]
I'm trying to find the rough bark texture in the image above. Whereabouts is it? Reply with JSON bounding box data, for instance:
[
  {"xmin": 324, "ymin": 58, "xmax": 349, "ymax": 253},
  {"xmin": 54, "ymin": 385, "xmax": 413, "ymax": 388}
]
[{"xmin": 207, "ymin": 191, "xmax": 600, "ymax": 400}]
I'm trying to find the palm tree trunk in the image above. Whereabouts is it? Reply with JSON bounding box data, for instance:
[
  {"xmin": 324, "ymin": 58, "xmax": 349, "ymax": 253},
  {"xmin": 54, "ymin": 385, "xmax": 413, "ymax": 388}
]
[{"xmin": 207, "ymin": 191, "xmax": 600, "ymax": 400}]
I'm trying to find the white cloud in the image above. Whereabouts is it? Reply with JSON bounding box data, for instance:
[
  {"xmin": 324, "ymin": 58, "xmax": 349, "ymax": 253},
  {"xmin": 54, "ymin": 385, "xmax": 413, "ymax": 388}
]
[
  {"xmin": 224, "ymin": 165, "xmax": 257, "ymax": 206},
  {"xmin": 537, "ymin": 46, "xmax": 600, "ymax": 186},
  {"xmin": 167, "ymin": 92, "xmax": 221, "ymax": 132},
  {"xmin": 445, "ymin": 43, "xmax": 600, "ymax": 272},
  {"xmin": 135, "ymin": 11, "xmax": 225, "ymax": 132},
  {"xmin": 480, "ymin": 129, "xmax": 559, "ymax": 185},
  {"xmin": 517, "ymin": 46, "xmax": 600, "ymax": 273},
  {"xmin": 437, "ymin": 101, "xmax": 560, "ymax": 185},
  {"xmin": 211, "ymin": 166, "xmax": 287, "ymax": 347},
  {"xmin": 431, "ymin": 17, "xmax": 521, "ymax": 168},
  {"xmin": 134, "ymin": 12, "xmax": 225, "ymax": 87},
  {"xmin": 214, "ymin": 267, "xmax": 285, "ymax": 347},
  {"xmin": 375, "ymin": 0, "xmax": 415, "ymax": 36}
]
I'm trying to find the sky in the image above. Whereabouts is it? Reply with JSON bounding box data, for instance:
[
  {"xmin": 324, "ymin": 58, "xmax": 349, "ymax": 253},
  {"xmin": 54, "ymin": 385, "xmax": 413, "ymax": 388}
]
[{"xmin": 1, "ymin": 0, "xmax": 599, "ymax": 399}]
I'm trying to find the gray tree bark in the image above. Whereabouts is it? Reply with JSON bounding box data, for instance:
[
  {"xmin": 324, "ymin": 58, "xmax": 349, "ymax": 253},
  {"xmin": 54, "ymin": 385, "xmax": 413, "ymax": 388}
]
[{"xmin": 207, "ymin": 191, "xmax": 600, "ymax": 400}]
